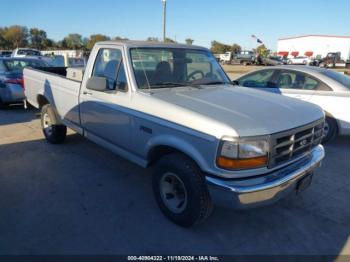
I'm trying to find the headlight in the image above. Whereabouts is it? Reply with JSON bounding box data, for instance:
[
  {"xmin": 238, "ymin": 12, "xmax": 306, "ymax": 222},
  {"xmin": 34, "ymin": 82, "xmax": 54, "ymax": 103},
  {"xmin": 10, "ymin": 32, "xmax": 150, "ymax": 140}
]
[{"xmin": 217, "ymin": 138, "xmax": 269, "ymax": 170}]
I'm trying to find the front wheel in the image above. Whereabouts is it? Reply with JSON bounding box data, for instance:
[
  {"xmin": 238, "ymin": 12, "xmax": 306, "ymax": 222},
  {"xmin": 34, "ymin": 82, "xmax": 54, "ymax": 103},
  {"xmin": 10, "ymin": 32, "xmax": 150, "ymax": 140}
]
[
  {"xmin": 152, "ymin": 153, "xmax": 213, "ymax": 227},
  {"xmin": 41, "ymin": 104, "xmax": 67, "ymax": 144},
  {"xmin": 323, "ymin": 117, "xmax": 338, "ymax": 143}
]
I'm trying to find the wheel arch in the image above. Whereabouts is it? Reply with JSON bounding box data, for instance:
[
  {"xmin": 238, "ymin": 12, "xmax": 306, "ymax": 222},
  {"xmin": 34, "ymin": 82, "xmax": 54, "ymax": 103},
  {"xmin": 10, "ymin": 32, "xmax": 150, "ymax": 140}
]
[
  {"xmin": 146, "ymin": 137, "xmax": 209, "ymax": 172},
  {"xmin": 324, "ymin": 111, "xmax": 340, "ymax": 134},
  {"xmin": 37, "ymin": 94, "xmax": 50, "ymax": 109}
]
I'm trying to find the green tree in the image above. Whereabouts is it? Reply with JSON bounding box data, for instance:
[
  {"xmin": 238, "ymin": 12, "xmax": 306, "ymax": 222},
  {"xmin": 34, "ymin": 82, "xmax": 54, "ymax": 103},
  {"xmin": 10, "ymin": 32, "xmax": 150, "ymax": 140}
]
[
  {"xmin": 57, "ymin": 39, "xmax": 68, "ymax": 49},
  {"xmin": 63, "ymin": 34, "xmax": 83, "ymax": 49},
  {"xmin": 146, "ymin": 37, "xmax": 160, "ymax": 42},
  {"xmin": 231, "ymin": 44, "xmax": 242, "ymax": 54},
  {"xmin": 164, "ymin": 37, "xmax": 176, "ymax": 43},
  {"xmin": 256, "ymin": 44, "xmax": 270, "ymax": 57},
  {"xmin": 29, "ymin": 28, "xmax": 48, "ymax": 49},
  {"xmin": 42, "ymin": 38, "xmax": 56, "ymax": 49},
  {"xmin": 114, "ymin": 36, "xmax": 129, "ymax": 41},
  {"xmin": 3, "ymin": 25, "xmax": 28, "ymax": 48},
  {"xmin": 210, "ymin": 41, "xmax": 231, "ymax": 54},
  {"xmin": 185, "ymin": 38, "xmax": 194, "ymax": 45},
  {"xmin": 0, "ymin": 28, "xmax": 10, "ymax": 49},
  {"xmin": 87, "ymin": 34, "xmax": 110, "ymax": 50},
  {"xmin": 211, "ymin": 41, "xmax": 242, "ymax": 54}
]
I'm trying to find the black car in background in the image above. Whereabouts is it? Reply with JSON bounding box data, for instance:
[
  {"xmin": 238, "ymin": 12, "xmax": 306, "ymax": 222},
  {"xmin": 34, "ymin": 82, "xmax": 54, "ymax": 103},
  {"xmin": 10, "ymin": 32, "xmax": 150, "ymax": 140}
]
[{"xmin": 0, "ymin": 51, "xmax": 12, "ymax": 58}]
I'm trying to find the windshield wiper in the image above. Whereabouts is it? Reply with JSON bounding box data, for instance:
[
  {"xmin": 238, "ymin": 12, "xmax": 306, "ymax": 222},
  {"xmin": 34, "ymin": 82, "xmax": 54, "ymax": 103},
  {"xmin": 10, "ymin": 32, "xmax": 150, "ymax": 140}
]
[
  {"xmin": 198, "ymin": 81, "xmax": 230, "ymax": 86},
  {"xmin": 149, "ymin": 82, "xmax": 187, "ymax": 88},
  {"xmin": 149, "ymin": 82, "xmax": 203, "ymax": 89}
]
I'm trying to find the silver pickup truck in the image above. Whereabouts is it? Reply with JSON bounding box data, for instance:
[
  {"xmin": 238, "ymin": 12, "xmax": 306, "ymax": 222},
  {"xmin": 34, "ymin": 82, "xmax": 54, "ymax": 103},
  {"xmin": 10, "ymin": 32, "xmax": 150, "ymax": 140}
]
[{"xmin": 24, "ymin": 41, "xmax": 325, "ymax": 227}]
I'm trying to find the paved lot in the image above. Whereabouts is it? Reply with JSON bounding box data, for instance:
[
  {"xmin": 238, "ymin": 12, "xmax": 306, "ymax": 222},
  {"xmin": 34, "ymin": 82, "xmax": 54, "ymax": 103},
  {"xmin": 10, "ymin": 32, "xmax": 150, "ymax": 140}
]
[{"xmin": 0, "ymin": 106, "xmax": 350, "ymax": 256}]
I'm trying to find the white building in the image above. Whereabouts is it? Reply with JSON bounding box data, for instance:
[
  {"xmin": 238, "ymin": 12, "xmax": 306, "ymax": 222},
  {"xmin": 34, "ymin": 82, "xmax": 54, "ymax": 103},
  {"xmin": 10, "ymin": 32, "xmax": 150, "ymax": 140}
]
[
  {"xmin": 277, "ymin": 35, "xmax": 350, "ymax": 59},
  {"xmin": 41, "ymin": 50, "xmax": 84, "ymax": 58}
]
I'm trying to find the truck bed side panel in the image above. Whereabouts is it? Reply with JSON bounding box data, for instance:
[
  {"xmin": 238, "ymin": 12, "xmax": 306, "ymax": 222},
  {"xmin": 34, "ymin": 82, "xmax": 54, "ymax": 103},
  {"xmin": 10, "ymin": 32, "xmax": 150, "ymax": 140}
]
[{"xmin": 24, "ymin": 68, "xmax": 81, "ymax": 125}]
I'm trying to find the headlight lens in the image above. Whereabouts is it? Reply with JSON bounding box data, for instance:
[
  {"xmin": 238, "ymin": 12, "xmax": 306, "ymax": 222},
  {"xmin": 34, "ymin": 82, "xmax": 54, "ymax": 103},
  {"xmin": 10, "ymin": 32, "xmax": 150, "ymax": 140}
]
[
  {"xmin": 217, "ymin": 139, "xmax": 269, "ymax": 170},
  {"xmin": 239, "ymin": 141, "xmax": 269, "ymax": 158}
]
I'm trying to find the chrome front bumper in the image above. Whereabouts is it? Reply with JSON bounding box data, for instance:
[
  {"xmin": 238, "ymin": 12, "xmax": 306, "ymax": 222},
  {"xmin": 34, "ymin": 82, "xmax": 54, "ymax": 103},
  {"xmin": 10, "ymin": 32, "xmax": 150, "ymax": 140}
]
[{"xmin": 206, "ymin": 145, "xmax": 325, "ymax": 209}]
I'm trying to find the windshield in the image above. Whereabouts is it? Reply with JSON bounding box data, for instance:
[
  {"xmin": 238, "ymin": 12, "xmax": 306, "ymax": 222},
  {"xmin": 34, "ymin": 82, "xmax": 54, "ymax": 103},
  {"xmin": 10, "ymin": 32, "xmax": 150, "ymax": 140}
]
[
  {"xmin": 4, "ymin": 59, "xmax": 49, "ymax": 72},
  {"xmin": 322, "ymin": 70, "xmax": 350, "ymax": 89},
  {"xmin": 47, "ymin": 56, "xmax": 65, "ymax": 67},
  {"xmin": 130, "ymin": 48, "xmax": 230, "ymax": 89},
  {"xmin": 17, "ymin": 49, "xmax": 41, "ymax": 56},
  {"xmin": 68, "ymin": 58, "xmax": 86, "ymax": 67}
]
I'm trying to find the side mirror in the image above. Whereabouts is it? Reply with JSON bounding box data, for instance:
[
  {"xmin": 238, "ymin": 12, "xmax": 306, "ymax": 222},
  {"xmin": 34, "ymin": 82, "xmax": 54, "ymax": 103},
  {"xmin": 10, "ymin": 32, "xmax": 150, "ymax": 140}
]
[
  {"xmin": 86, "ymin": 76, "xmax": 108, "ymax": 92},
  {"xmin": 232, "ymin": 80, "xmax": 239, "ymax": 86}
]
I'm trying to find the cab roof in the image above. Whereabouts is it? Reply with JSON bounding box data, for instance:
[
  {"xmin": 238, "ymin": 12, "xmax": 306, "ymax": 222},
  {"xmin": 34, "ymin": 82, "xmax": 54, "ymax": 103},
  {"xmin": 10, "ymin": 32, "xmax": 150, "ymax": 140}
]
[{"xmin": 96, "ymin": 40, "xmax": 208, "ymax": 51}]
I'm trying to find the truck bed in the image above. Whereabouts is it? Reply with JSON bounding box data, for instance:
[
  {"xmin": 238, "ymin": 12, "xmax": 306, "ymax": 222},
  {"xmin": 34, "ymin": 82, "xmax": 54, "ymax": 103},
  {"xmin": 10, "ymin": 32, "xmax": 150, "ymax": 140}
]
[{"xmin": 24, "ymin": 67, "xmax": 82, "ymax": 125}]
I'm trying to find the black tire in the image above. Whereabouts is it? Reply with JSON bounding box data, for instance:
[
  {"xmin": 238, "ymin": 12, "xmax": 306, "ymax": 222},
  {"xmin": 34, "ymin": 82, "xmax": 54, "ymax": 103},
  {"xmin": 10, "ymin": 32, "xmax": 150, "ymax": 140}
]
[
  {"xmin": 0, "ymin": 98, "xmax": 8, "ymax": 109},
  {"xmin": 41, "ymin": 104, "xmax": 67, "ymax": 144},
  {"xmin": 323, "ymin": 117, "xmax": 338, "ymax": 143},
  {"xmin": 152, "ymin": 153, "xmax": 213, "ymax": 227}
]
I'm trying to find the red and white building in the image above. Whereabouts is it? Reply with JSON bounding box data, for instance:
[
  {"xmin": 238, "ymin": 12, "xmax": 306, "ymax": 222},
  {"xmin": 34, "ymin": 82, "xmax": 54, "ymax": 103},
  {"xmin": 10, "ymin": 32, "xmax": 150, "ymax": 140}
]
[{"xmin": 277, "ymin": 35, "xmax": 350, "ymax": 59}]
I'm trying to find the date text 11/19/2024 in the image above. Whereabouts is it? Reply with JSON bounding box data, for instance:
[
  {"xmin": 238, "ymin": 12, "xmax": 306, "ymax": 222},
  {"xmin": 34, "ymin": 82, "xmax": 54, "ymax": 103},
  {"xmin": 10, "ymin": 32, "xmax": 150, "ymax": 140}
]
[{"xmin": 127, "ymin": 256, "xmax": 220, "ymax": 261}]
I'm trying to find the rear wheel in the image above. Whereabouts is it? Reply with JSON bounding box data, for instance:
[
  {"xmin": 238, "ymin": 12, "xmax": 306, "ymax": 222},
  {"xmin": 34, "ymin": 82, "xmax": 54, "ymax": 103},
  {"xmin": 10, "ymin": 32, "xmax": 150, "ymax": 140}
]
[
  {"xmin": 0, "ymin": 98, "xmax": 8, "ymax": 109},
  {"xmin": 323, "ymin": 117, "xmax": 338, "ymax": 143},
  {"xmin": 152, "ymin": 153, "xmax": 213, "ymax": 227},
  {"xmin": 41, "ymin": 104, "xmax": 67, "ymax": 144}
]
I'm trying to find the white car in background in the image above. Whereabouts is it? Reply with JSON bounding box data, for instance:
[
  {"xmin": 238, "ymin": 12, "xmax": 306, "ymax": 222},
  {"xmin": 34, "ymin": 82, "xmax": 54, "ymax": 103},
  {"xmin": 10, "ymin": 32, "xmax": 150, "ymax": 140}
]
[
  {"xmin": 287, "ymin": 56, "xmax": 312, "ymax": 65},
  {"xmin": 235, "ymin": 66, "xmax": 350, "ymax": 142},
  {"xmin": 12, "ymin": 48, "xmax": 42, "ymax": 58}
]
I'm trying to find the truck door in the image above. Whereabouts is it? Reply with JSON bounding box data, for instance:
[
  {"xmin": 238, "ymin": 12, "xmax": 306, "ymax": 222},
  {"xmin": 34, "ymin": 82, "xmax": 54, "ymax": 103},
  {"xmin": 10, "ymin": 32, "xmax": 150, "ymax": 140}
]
[{"xmin": 79, "ymin": 47, "xmax": 132, "ymax": 150}]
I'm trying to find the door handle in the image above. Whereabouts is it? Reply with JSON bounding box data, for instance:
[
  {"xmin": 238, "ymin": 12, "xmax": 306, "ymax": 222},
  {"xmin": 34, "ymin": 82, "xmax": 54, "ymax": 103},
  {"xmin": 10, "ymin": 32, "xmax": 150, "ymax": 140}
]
[{"xmin": 83, "ymin": 91, "xmax": 92, "ymax": 95}]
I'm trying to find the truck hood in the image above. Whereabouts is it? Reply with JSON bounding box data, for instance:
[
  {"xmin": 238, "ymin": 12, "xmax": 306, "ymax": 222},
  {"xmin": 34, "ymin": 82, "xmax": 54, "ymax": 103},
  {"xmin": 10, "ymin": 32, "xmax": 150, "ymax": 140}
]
[{"xmin": 144, "ymin": 85, "xmax": 324, "ymax": 137}]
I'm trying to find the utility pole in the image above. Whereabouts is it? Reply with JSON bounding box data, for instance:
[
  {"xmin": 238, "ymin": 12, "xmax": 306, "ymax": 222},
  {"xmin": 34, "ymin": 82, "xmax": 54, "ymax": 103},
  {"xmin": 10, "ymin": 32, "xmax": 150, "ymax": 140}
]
[{"xmin": 162, "ymin": 0, "xmax": 167, "ymax": 42}]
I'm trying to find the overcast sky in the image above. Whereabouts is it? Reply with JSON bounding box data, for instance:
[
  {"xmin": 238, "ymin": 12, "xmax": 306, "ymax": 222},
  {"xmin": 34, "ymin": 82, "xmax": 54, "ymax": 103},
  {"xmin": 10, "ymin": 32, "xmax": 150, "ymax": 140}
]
[{"xmin": 2, "ymin": 0, "xmax": 349, "ymax": 50}]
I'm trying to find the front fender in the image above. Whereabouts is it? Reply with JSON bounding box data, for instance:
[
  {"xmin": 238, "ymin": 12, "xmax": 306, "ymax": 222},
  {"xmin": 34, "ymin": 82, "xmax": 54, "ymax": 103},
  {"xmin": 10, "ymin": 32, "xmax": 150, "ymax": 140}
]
[{"xmin": 146, "ymin": 135, "xmax": 212, "ymax": 172}]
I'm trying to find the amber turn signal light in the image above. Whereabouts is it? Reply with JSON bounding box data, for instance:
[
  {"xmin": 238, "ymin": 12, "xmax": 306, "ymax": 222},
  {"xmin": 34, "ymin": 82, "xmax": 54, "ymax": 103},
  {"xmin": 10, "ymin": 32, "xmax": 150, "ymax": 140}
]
[{"xmin": 217, "ymin": 156, "xmax": 268, "ymax": 170}]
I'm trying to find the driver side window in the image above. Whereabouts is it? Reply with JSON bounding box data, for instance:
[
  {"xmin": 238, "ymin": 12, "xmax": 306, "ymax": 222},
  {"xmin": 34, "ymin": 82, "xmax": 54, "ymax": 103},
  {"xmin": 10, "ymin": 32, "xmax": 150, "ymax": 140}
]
[{"xmin": 92, "ymin": 48, "xmax": 128, "ymax": 92}]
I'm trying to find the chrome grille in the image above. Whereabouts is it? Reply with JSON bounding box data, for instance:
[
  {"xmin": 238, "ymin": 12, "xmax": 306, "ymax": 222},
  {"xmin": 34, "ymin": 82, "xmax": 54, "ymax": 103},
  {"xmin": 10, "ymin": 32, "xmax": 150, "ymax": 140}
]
[{"xmin": 269, "ymin": 120, "xmax": 324, "ymax": 168}]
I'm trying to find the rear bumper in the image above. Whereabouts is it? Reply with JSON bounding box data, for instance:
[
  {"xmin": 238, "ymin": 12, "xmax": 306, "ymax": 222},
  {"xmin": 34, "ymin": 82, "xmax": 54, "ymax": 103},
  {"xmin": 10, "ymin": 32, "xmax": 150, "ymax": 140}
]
[
  {"xmin": 0, "ymin": 84, "xmax": 25, "ymax": 103},
  {"xmin": 206, "ymin": 145, "xmax": 325, "ymax": 209}
]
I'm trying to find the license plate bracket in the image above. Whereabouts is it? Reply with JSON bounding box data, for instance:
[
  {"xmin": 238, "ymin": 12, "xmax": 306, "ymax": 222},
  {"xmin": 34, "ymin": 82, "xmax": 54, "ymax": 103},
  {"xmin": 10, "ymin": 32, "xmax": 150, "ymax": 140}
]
[{"xmin": 296, "ymin": 173, "xmax": 313, "ymax": 194}]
